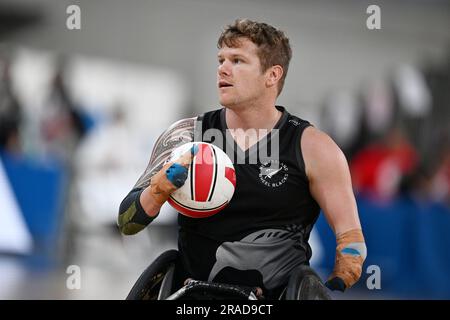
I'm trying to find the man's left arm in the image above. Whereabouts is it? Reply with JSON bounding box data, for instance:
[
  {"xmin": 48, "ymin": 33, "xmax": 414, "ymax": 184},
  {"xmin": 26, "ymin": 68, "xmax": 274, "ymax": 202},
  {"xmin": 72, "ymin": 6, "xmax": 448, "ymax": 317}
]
[{"xmin": 301, "ymin": 126, "xmax": 367, "ymax": 292}]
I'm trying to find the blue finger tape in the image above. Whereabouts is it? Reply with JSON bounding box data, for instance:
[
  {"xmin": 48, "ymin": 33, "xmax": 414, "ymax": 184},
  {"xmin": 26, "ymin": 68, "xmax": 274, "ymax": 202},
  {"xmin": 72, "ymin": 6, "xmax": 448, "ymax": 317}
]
[{"xmin": 166, "ymin": 163, "xmax": 189, "ymax": 188}]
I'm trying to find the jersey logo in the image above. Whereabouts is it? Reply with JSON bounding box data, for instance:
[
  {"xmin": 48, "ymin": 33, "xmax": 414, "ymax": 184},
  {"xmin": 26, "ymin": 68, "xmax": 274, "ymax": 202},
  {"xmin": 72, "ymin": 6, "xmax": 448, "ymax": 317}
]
[
  {"xmin": 263, "ymin": 167, "xmax": 283, "ymax": 179},
  {"xmin": 259, "ymin": 160, "xmax": 289, "ymax": 188}
]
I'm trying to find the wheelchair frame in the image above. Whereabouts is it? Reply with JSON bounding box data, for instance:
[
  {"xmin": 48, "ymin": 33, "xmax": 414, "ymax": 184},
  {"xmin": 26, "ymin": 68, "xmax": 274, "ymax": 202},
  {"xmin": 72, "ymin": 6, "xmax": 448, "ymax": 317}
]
[{"xmin": 126, "ymin": 250, "xmax": 331, "ymax": 300}]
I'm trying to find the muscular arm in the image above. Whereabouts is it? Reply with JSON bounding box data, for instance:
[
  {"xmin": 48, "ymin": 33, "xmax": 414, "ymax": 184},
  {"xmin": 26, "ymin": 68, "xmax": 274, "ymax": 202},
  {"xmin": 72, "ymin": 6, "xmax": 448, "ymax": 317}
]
[
  {"xmin": 117, "ymin": 117, "xmax": 196, "ymax": 235},
  {"xmin": 302, "ymin": 126, "xmax": 366, "ymax": 290},
  {"xmin": 302, "ymin": 126, "xmax": 361, "ymax": 234}
]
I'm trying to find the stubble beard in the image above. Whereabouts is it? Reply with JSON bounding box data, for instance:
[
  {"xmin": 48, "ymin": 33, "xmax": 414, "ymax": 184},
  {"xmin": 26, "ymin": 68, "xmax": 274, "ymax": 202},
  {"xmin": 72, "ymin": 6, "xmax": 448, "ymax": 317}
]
[{"xmin": 219, "ymin": 92, "xmax": 242, "ymax": 110}]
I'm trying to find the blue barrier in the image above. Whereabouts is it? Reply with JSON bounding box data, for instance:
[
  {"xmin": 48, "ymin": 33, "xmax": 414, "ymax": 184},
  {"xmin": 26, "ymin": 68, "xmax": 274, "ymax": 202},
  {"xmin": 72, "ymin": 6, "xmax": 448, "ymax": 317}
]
[
  {"xmin": 314, "ymin": 195, "xmax": 450, "ymax": 299},
  {"xmin": 1, "ymin": 150, "xmax": 68, "ymax": 266}
]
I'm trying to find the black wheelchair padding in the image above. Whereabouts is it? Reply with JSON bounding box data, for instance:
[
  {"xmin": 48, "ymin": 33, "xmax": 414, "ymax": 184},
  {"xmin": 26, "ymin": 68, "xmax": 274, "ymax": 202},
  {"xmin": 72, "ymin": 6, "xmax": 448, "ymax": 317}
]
[{"xmin": 126, "ymin": 250, "xmax": 331, "ymax": 300}]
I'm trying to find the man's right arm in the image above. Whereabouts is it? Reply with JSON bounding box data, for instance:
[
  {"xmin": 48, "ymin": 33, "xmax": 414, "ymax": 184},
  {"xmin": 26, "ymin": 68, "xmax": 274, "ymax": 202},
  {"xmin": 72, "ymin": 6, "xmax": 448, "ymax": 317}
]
[{"xmin": 117, "ymin": 117, "xmax": 196, "ymax": 235}]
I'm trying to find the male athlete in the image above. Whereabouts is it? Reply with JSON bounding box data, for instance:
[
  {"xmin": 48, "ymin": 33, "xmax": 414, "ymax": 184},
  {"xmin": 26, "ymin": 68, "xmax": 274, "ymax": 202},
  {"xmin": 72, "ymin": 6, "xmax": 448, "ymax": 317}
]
[{"xmin": 118, "ymin": 19, "xmax": 367, "ymax": 298}]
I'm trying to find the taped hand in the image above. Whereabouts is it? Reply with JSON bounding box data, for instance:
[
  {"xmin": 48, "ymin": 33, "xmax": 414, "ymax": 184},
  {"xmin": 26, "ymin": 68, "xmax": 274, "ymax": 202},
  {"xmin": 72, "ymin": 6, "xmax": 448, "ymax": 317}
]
[
  {"xmin": 149, "ymin": 144, "xmax": 198, "ymax": 206},
  {"xmin": 325, "ymin": 228, "xmax": 367, "ymax": 292}
]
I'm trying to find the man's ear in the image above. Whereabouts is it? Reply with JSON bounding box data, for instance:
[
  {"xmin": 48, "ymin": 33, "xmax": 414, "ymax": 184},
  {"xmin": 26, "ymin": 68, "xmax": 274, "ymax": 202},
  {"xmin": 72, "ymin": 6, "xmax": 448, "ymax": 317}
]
[{"xmin": 265, "ymin": 65, "xmax": 283, "ymax": 88}]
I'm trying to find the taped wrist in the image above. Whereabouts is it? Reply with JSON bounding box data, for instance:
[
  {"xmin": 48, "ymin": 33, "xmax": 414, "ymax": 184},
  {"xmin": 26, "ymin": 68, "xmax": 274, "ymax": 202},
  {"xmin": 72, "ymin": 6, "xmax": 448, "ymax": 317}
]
[{"xmin": 328, "ymin": 228, "xmax": 367, "ymax": 289}]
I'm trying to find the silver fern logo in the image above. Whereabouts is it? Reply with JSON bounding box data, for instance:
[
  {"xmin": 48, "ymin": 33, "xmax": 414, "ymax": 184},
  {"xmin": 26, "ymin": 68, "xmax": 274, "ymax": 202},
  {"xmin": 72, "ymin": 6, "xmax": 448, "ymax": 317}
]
[{"xmin": 259, "ymin": 160, "xmax": 288, "ymax": 187}]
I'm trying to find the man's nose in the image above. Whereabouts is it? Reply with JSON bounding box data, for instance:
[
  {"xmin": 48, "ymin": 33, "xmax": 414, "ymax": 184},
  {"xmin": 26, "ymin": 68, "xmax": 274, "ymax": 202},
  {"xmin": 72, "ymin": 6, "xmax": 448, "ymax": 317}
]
[{"xmin": 218, "ymin": 61, "xmax": 231, "ymax": 76}]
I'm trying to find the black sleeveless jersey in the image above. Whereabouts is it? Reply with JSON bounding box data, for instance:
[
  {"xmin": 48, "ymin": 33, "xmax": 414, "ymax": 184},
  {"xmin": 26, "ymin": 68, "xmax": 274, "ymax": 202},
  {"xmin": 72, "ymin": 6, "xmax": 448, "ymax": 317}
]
[{"xmin": 177, "ymin": 106, "xmax": 321, "ymax": 292}]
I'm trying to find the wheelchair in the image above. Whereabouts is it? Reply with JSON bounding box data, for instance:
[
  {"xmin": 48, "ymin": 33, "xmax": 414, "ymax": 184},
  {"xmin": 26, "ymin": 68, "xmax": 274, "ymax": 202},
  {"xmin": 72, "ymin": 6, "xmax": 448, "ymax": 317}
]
[{"xmin": 126, "ymin": 250, "xmax": 331, "ymax": 300}]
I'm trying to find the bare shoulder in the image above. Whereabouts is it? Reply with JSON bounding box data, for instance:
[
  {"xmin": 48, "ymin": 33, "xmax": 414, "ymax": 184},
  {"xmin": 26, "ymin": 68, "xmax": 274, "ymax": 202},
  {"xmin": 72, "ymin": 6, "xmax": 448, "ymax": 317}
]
[
  {"xmin": 134, "ymin": 116, "xmax": 197, "ymax": 189},
  {"xmin": 301, "ymin": 126, "xmax": 349, "ymax": 180}
]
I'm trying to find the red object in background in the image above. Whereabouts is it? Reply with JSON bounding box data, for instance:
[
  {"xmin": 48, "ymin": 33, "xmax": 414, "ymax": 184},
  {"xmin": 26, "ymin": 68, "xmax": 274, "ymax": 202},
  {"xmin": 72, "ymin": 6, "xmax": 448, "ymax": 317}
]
[{"xmin": 350, "ymin": 131, "xmax": 419, "ymax": 200}]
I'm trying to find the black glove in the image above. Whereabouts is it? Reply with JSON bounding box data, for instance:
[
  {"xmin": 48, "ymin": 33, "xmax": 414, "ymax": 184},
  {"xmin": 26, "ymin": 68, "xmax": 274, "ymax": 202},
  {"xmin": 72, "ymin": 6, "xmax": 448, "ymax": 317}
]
[{"xmin": 325, "ymin": 276, "xmax": 346, "ymax": 292}]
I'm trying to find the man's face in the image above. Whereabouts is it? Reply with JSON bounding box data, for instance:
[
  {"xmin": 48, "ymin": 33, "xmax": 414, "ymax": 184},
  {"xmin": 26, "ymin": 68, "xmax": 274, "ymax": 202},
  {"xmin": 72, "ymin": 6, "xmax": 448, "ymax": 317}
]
[{"xmin": 217, "ymin": 38, "xmax": 267, "ymax": 108}]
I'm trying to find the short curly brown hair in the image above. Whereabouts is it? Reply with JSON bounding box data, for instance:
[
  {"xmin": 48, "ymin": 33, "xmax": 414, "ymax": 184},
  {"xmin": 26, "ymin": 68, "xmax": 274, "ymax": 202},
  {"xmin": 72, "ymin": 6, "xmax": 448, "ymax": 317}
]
[{"xmin": 217, "ymin": 19, "xmax": 292, "ymax": 96}]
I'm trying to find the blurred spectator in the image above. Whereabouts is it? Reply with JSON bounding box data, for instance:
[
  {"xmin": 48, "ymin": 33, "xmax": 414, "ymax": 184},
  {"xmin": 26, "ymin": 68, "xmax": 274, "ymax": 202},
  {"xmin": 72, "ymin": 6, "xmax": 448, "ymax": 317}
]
[
  {"xmin": 362, "ymin": 79, "xmax": 396, "ymax": 142},
  {"xmin": 0, "ymin": 55, "xmax": 22, "ymax": 154},
  {"xmin": 429, "ymin": 143, "xmax": 450, "ymax": 204},
  {"xmin": 422, "ymin": 56, "xmax": 450, "ymax": 170},
  {"xmin": 40, "ymin": 56, "xmax": 87, "ymax": 164},
  {"xmin": 398, "ymin": 138, "xmax": 448, "ymax": 205},
  {"xmin": 393, "ymin": 64, "xmax": 432, "ymax": 157},
  {"xmin": 74, "ymin": 103, "xmax": 144, "ymax": 227},
  {"xmin": 350, "ymin": 127, "xmax": 419, "ymax": 202},
  {"xmin": 320, "ymin": 91, "xmax": 368, "ymax": 159}
]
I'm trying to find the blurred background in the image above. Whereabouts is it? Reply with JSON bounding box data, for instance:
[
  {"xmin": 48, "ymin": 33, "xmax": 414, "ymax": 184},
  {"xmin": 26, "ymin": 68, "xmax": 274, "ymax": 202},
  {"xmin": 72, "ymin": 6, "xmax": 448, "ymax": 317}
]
[{"xmin": 0, "ymin": 0, "xmax": 449, "ymax": 300}]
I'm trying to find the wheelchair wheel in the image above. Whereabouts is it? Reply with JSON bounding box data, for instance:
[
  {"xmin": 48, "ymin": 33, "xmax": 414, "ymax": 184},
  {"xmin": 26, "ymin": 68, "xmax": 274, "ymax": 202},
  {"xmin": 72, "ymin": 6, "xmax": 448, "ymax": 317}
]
[
  {"xmin": 126, "ymin": 249, "xmax": 179, "ymax": 300},
  {"xmin": 285, "ymin": 265, "xmax": 331, "ymax": 300}
]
